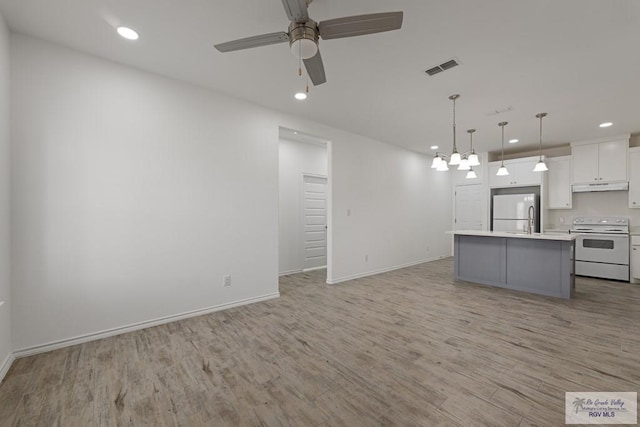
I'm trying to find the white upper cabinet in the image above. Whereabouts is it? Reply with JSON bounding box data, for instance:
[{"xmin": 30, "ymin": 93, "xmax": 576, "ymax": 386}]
[
  {"xmin": 571, "ymin": 136, "xmax": 629, "ymax": 184},
  {"xmin": 547, "ymin": 156, "xmax": 572, "ymax": 209},
  {"xmin": 489, "ymin": 157, "xmax": 542, "ymax": 188},
  {"xmin": 629, "ymin": 148, "xmax": 640, "ymax": 208}
]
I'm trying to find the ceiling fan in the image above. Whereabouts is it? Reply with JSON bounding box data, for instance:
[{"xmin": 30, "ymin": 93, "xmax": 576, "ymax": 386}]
[{"xmin": 214, "ymin": 0, "xmax": 403, "ymax": 86}]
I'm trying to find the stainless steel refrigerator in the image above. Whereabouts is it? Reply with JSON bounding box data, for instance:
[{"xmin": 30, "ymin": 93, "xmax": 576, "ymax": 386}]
[{"xmin": 492, "ymin": 193, "xmax": 536, "ymax": 232}]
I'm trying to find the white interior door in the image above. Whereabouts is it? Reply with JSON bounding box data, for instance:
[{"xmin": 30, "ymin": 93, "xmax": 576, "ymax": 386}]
[
  {"xmin": 302, "ymin": 175, "xmax": 327, "ymax": 270},
  {"xmin": 455, "ymin": 184, "xmax": 484, "ymax": 230}
]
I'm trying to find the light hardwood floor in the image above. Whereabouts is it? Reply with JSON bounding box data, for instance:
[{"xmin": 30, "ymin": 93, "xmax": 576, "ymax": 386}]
[{"xmin": 1, "ymin": 258, "xmax": 639, "ymax": 426}]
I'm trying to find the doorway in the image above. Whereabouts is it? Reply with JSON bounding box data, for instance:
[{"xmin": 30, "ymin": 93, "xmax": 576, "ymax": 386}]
[
  {"xmin": 278, "ymin": 127, "xmax": 329, "ymax": 280},
  {"xmin": 302, "ymin": 175, "xmax": 327, "ymax": 271}
]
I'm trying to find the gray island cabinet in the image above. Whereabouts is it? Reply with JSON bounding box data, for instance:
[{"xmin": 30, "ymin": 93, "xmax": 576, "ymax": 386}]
[{"xmin": 452, "ymin": 231, "xmax": 576, "ymax": 299}]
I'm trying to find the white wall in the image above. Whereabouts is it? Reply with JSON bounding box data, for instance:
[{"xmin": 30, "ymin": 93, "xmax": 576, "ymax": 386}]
[
  {"xmin": 0, "ymin": 11, "xmax": 12, "ymax": 378},
  {"xmin": 546, "ymin": 191, "xmax": 640, "ymax": 232},
  {"xmin": 10, "ymin": 35, "xmax": 283, "ymax": 351},
  {"xmin": 329, "ymin": 135, "xmax": 452, "ymax": 283},
  {"xmin": 10, "ymin": 34, "xmax": 455, "ymax": 351},
  {"xmin": 278, "ymin": 138, "xmax": 327, "ymax": 275}
]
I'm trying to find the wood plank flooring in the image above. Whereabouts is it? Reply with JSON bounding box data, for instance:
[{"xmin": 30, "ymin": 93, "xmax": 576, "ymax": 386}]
[{"xmin": 1, "ymin": 258, "xmax": 639, "ymax": 426}]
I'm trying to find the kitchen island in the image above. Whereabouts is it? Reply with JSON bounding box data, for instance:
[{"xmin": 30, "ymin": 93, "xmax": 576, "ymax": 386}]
[{"xmin": 452, "ymin": 231, "xmax": 576, "ymax": 299}]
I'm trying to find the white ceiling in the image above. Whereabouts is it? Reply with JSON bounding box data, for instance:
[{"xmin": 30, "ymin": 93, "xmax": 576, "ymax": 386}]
[{"xmin": 1, "ymin": 0, "xmax": 639, "ymax": 155}]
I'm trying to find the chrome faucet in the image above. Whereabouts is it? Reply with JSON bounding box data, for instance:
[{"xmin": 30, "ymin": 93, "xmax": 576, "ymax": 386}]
[{"xmin": 527, "ymin": 205, "xmax": 535, "ymax": 234}]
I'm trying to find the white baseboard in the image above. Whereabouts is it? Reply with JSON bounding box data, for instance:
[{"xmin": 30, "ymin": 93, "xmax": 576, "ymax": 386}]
[
  {"xmin": 13, "ymin": 292, "xmax": 280, "ymax": 359},
  {"xmin": 279, "ymin": 269, "xmax": 303, "ymax": 276},
  {"xmin": 326, "ymin": 255, "xmax": 446, "ymax": 285},
  {"xmin": 0, "ymin": 352, "xmax": 15, "ymax": 384},
  {"xmin": 302, "ymin": 266, "xmax": 327, "ymax": 273}
]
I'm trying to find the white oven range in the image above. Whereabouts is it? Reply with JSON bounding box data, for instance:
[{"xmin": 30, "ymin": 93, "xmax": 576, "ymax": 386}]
[{"xmin": 570, "ymin": 217, "xmax": 629, "ymax": 281}]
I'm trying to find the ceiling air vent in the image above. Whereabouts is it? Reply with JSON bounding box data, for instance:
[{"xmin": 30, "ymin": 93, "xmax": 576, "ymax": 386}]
[{"xmin": 425, "ymin": 58, "xmax": 460, "ymax": 76}]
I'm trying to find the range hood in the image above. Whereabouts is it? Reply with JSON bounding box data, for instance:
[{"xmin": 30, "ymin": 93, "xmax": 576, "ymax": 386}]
[{"xmin": 572, "ymin": 182, "xmax": 629, "ymax": 193}]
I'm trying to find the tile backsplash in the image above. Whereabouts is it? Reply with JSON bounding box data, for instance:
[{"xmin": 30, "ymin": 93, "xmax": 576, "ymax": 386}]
[{"xmin": 546, "ymin": 191, "xmax": 640, "ymax": 232}]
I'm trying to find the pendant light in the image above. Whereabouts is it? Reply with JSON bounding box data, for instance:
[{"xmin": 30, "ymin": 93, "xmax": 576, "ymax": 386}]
[
  {"xmin": 431, "ymin": 153, "xmax": 442, "ymax": 169},
  {"xmin": 496, "ymin": 122, "xmax": 509, "ymax": 176},
  {"xmin": 458, "ymin": 155, "xmax": 471, "ymax": 171},
  {"xmin": 464, "ymin": 128, "xmax": 477, "ymax": 178},
  {"xmin": 533, "ymin": 112, "xmax": 549, "ymax": 172},
  {"xmin": 467, "ymin": 129, "xmax": 480, "ymax": 166},
  {"xmin": 448, "ymin": 94, "xmax": 461, "ymax": 165}
]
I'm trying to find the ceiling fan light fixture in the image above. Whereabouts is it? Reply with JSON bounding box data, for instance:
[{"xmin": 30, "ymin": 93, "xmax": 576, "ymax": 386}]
[
  {"xmin": 290, "ymin": 37, "xmax": 318, "ymax": 59},
  {"xmin": 289, "ymin": 21, "xmax": 319, "ymax": 59}
]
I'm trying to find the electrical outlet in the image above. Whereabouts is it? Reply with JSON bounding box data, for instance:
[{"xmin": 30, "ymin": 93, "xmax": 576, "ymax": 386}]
[{"xmin": 223, "ymin": 275, "xmax": 231, "ymax": 287}]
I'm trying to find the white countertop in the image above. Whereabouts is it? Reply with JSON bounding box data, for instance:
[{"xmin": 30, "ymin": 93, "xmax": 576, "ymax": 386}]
[{"xmin": 450, "ymin": 230, "xmax": 576, "ymax": 241}]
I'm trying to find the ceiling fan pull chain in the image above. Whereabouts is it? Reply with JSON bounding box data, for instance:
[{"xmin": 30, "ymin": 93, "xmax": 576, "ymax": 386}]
[
  {"xmin": 306, "ymin": 75, "xmax": 309, "ymax": 94},
  {"xmin": 298, "ymin": 42, "xmax": 303, "ymax": 76}
]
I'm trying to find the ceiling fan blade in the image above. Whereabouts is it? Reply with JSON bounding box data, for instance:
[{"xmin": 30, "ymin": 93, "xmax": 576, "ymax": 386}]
[
  {"xmin": 318, "ymin": 11, "xmax": 403, "ymax": 40},
  {"xmin": 304, "ymin": 50, "xmax": 326, "ymax": 86},
  {"xmin": 281, "ymin": 0, "xmax": 309, "ymax": 23},
  {"xmin": 214, "ymin": 32, "xmax": 289, "ymax": 53}
]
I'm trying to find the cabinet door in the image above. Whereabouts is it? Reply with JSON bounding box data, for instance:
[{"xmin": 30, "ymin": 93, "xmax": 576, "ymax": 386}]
[
  {"xmin": 547, "ymin": 156, "xmax": 572, "ymax": 209},
  {"xmin": 631, "ymin": 244, "xmax": 640, "ymax": 281},
  {"xmin": 630, "ymin": 150, "xmax": 640, "ymax": 208},
  {"xmin": 489, "ymin": 163, "xmax": 513, "ymax": 187},
  {"xmin": 571, "ymin": 144, "xmax": 599, "ymax": 184},
  {"xmin": 512, "ymin": 160, "xmax": 543, "ymax": 186},
  {"xmin": 598, "ymin": 139, "xmax": 628, "ymax": 182}
]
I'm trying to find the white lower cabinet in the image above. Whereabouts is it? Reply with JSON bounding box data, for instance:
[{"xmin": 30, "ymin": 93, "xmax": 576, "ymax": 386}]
[
  {"xmin": 632, "ymin": 235, "xmax": 640, "ymax": 284},
  {"xmin": 547, "ymin": 156, "xmax": 572, "ymax": 209}
]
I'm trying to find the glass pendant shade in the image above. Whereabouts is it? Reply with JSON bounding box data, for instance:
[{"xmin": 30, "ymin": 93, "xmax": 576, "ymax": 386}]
[
  {"xmin": 496, "ymin": 165, "xmax": 509, "ymax": 176},
  {"xmin": 533, "ymin": 160, "xmax": 549, "ymax": 172},
  {"xmin": 449, "ymin": 151, "xmax": 461, "ymax": 165},
  {"xmin": 436, "ymin": 160, "xmax": 449, "ymax": 171},
  {"xmin": 458, "ymin": 157, "xmax": 471, "ymax": 170},
  {"xmin": 431, "ymin": 156, "xmax": 442, "ymax": 169},
  {"xmin": 466, "ymin": 168, "xmax": 477, "ymax": 179}
]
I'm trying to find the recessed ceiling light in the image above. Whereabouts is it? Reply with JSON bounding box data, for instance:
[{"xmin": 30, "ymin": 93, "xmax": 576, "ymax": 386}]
[
  {"xmin": 509, "ymin": 139, "xmax": 519, "ymax": 144},
  {"xmin": 294, "ymin": 92, "xmax": 307, "ymax": 100},
  {"xmin": 117, "ymin": 26, "xmax": 139, "ymax": 40},
  {"xmin": 430, "ymin": 145, "xmax": 439, "ymax": 150},
  {"xmin": 599, "ymin": 122, "xmax": 613, "ymax": 128}
]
